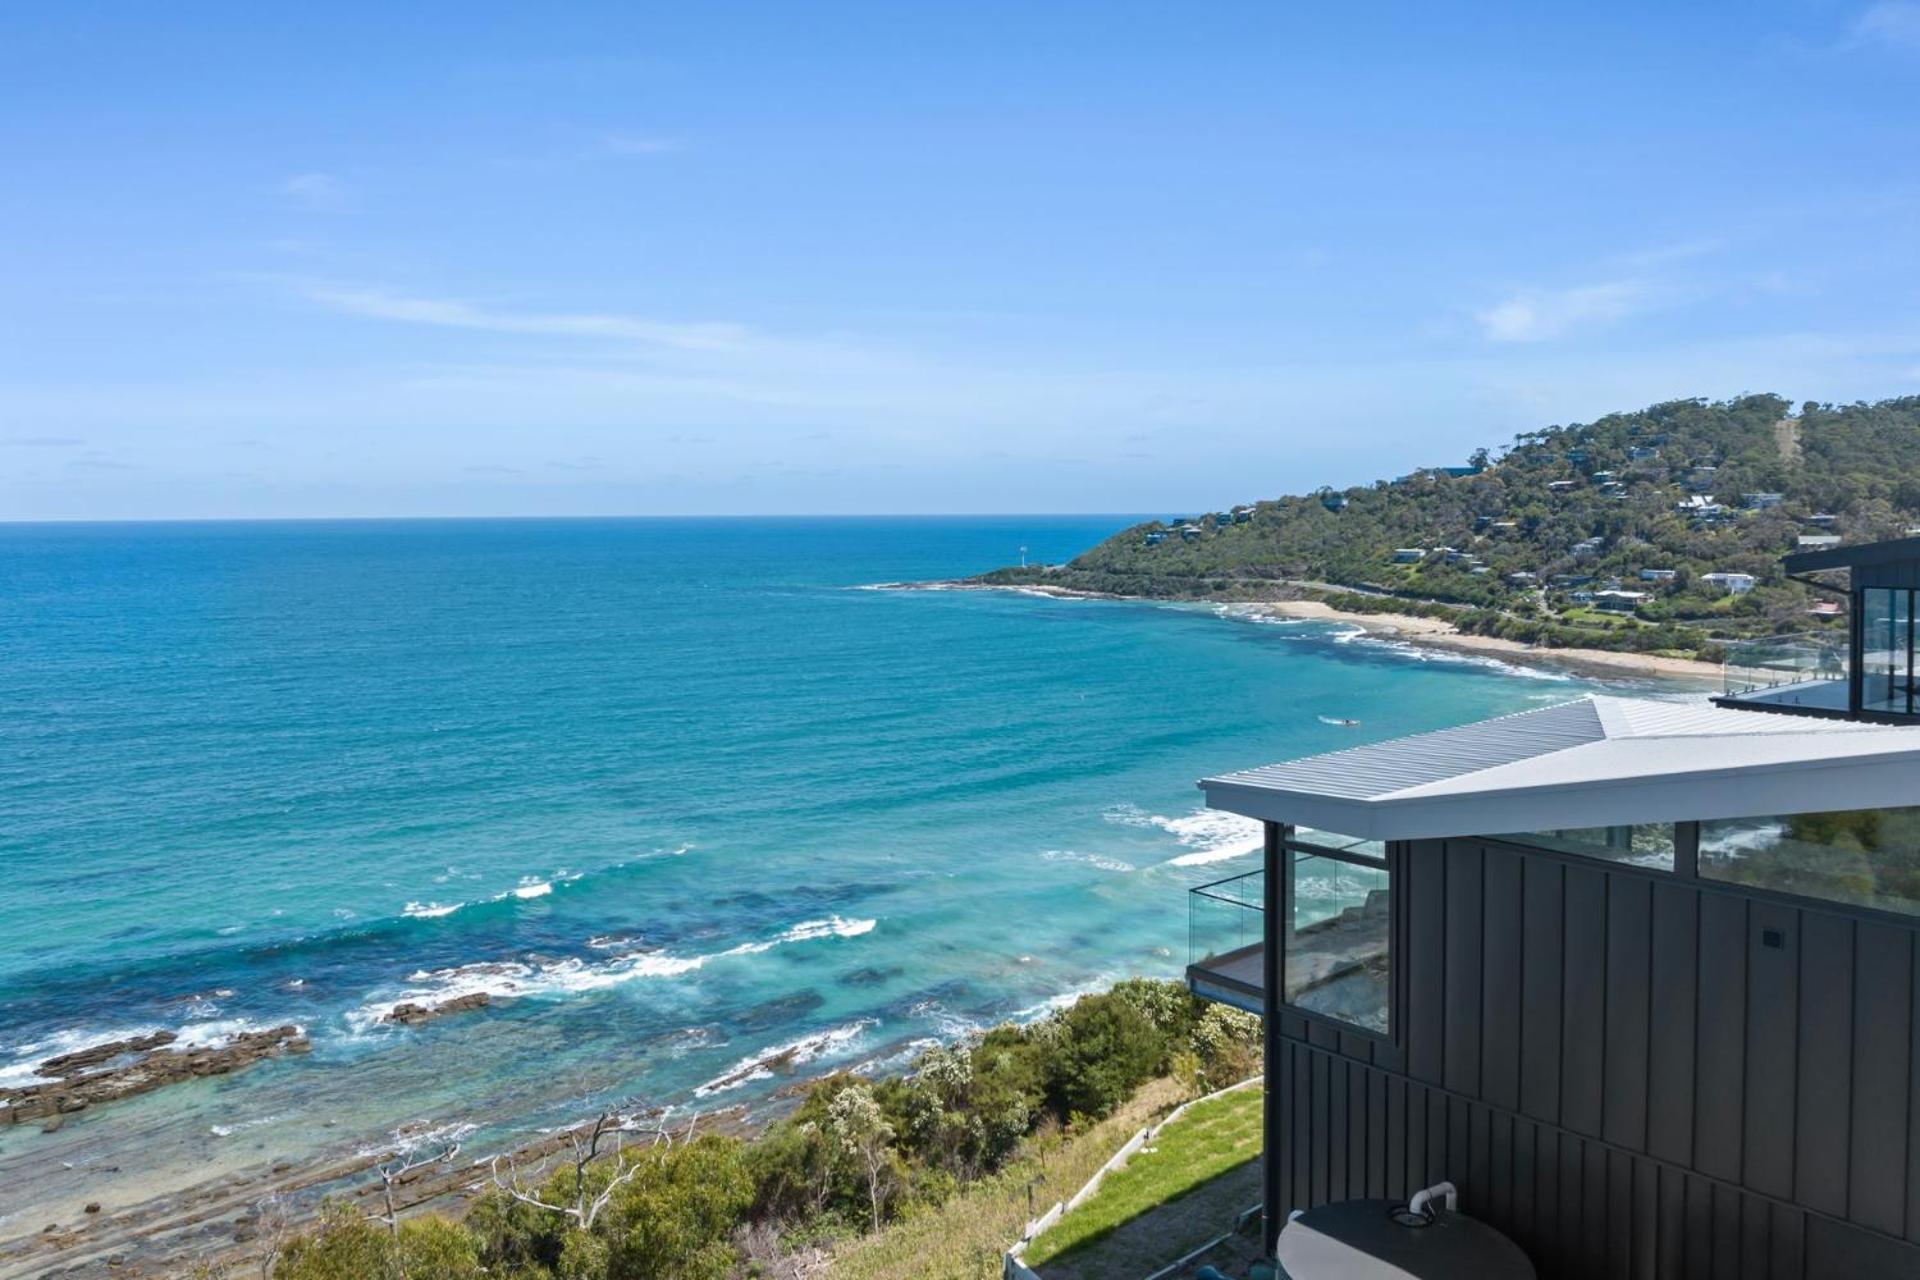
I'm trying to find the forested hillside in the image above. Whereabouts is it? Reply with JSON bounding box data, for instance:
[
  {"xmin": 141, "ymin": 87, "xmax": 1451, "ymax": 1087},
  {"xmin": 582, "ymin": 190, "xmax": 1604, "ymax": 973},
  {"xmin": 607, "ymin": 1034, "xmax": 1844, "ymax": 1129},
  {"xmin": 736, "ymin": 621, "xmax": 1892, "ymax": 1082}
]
[{"xmin": 978, "ymin": 394, "xmax": 1920, "ymax": 657}]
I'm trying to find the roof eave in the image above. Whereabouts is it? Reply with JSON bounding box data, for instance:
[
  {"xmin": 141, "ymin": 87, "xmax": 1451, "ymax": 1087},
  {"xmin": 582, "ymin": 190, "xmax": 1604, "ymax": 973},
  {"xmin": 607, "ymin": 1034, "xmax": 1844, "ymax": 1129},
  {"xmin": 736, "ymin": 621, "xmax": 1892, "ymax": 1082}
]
[{"xmin": 1201, "ymin": 749, "xmax": 1920, "ymax": 842}]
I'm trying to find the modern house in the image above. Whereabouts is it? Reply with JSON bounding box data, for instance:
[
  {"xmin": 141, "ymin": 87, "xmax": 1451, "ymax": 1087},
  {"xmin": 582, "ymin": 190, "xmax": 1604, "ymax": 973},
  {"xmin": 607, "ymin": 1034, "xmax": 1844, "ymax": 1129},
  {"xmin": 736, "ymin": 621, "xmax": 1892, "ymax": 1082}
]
[
  {"xmin": 1700, "ymin": 571, "xmax": 1756, "ymax": 594},
  {"xmin": 1181, "ymin": 535, "xmax": 1920, "ymax": 1278},
  {"xmin": 1392, "ymin": 548, "xmax": 1427, "ymax": 564},
  {"xmin": 1640, "ymin": 568, "xmax": 1678, "ymax": 583},
  {"xmin": 1592, "ymin": 588, "xmax": 1648, "ymax": 612}
]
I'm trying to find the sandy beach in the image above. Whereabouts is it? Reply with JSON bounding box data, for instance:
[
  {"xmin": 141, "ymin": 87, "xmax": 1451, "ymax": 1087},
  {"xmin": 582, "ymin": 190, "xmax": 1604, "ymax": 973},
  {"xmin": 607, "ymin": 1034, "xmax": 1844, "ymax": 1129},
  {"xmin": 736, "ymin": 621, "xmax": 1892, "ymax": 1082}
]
[
  {"xmin": 1252, "ymin": 600, "xmax": 1726, "ymax": 684},
  {"xmin": 926, "ymin": 583, "xmax": 1726, "ymax": 685}
]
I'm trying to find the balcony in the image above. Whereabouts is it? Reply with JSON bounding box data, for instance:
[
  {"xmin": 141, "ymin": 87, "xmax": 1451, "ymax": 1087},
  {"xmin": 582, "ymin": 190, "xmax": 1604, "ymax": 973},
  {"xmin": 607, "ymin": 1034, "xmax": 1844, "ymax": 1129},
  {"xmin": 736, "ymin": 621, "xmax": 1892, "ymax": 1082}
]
[
  {"xmin": 1186, "ymin": 869, "xmax": 1263, "ymax": 1015},
  {"xmin": 1716, "ymin": 630, "xmax": 1850, "ymax": 716}
]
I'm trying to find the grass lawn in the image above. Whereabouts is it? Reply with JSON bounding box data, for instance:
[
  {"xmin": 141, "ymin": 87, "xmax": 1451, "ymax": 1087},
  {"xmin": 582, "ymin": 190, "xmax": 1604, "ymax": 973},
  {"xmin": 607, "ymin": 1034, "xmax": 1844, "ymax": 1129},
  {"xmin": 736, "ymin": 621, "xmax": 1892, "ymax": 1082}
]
[
  {"xmin": 827, "ymin": 1076, "xmax": 1191, "ymax": 1280},
  {"xmin": 1023, "ymin": 1083, "xmax": 1263, "ymax": 1272}
]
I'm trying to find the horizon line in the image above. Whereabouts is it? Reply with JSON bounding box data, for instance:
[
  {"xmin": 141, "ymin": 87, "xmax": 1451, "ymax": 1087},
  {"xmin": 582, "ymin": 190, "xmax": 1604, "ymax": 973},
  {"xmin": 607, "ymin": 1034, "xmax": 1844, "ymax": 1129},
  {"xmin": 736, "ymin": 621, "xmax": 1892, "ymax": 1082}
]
[{"xmin": 0, "ymin": 511, "xmax": 1159, "ymax": 528}]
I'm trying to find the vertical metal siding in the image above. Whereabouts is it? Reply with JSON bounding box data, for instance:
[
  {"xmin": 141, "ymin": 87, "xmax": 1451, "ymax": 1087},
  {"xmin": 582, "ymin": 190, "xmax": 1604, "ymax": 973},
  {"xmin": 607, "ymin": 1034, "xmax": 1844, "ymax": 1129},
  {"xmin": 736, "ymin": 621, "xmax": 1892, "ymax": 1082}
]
[{"xmin": 1266, "ymin": 836, "xmax": 1920, "ymax": 1278}]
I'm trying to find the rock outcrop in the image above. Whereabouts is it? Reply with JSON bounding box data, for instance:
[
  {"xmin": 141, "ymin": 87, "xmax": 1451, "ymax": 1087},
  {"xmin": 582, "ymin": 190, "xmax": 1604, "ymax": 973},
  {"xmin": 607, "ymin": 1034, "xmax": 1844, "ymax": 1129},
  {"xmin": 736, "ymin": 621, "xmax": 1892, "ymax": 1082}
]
[
  {"xmin": 0, "ymin": 1026, "xmax": 310, "ymax": 1126},
  {"xmin": 382, "ymin": 992, "xmax": 492, "ymax": 1026}
]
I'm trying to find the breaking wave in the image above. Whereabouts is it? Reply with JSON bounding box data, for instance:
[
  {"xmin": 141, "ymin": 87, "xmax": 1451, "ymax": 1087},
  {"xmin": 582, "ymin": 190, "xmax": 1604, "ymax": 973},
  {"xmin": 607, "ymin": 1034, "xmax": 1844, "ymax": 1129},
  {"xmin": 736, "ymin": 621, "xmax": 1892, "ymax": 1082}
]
[
  {"xmin": 346, "ymin": 916, "xmax": 878, "ymax": 1033},
  {"xmin": 694, "ymin": 1019, "xmax": 878, "ymax": 1098},
  {"xmin": 1105, "ymin": 803, "xmax": 1263, "ymax": 867}
]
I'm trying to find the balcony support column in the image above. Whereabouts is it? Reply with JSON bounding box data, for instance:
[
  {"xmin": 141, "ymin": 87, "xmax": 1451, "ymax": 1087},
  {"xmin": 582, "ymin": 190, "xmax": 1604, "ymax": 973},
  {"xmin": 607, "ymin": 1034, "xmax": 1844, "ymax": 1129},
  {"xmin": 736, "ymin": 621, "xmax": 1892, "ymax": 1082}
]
[{"xmin": 1261, "ymin": 820, "xmax": 1286, "ymax": 1258}]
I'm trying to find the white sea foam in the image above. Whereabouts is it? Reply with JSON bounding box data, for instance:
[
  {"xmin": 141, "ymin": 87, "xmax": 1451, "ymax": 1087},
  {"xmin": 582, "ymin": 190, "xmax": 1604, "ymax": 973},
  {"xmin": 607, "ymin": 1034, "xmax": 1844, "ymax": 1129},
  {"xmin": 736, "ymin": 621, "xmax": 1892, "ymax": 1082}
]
[
  {"xmin": 1010, "ymin": 977, "xmax": 1118, "ymax": 1024},
  {"xmin": 210, "ymin": 1111, "xmax": 285, "ymax": 1138},
  {"xmin": 1106, "ymin": 803, "xmax": 1263, "ymax": 867},
  {"xmin": 0, "ymin": 1026, "xmax": 164, "ymax": 1087},
  {"xmin": 853, "ymin": 1037, "xmax": 943, "ymax": 1076},
  {"xmin": 0, "ymin": 1019, "xmax": 296, "ymax": 1088},
  {"xmin": 905, "ymin": 1000, "xmax": 986, "ymax": 1040},
  {"xmin": 1041, "ymin": 849, "xmax": 1135, "ymax": 873},
  {"xmin": 348, "ymin": 916, "xmax": 879, "ymax": 1032},
  {"xmin": 693, "ymin": 1019, "xmax": 878, "ymax": 1098},
  {"xmin": 353, "ymin": 1119, "xmax": 482, "ymax": 1160},
  {"xmin": 404, "ymin": 870, "xmax": 586, "ymax": 920}
]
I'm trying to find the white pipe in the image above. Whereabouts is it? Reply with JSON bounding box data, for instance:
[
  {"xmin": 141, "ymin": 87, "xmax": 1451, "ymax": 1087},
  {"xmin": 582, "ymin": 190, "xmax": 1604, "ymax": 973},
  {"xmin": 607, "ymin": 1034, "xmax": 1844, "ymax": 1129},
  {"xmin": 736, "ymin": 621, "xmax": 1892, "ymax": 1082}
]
[{"xmin": 1407, "ymin": 1180, "xmax": 1458, "ymax": 1217}]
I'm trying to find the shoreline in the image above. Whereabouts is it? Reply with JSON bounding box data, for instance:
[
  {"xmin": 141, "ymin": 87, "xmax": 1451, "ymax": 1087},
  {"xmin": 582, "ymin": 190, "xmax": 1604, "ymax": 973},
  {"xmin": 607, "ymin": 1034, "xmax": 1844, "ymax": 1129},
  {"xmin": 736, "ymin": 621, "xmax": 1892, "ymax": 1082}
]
[
  {"xmin": 1250, "ymin": 599, "xmax": 1725, "ymax": 684},
  {"xmin": 910, "ymin": 580, "xmax": 1725, "ymax": 686}
]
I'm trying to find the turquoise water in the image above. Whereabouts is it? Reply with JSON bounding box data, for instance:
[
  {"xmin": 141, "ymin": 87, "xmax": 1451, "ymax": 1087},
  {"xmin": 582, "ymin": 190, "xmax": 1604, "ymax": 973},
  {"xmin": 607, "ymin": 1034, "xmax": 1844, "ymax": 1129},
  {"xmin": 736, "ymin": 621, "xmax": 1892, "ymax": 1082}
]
[{"xmin": 0, "ymin": 518, "xmax": 1610, "ymax": 1223}]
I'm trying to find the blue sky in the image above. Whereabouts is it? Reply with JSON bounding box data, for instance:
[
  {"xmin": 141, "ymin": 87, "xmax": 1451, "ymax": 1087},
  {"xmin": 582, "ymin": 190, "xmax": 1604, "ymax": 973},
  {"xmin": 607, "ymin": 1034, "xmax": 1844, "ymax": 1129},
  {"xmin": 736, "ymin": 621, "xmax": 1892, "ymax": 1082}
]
[{"xmin": 2, "ymin": 2, "xmax": 1918, "ymax": 519}]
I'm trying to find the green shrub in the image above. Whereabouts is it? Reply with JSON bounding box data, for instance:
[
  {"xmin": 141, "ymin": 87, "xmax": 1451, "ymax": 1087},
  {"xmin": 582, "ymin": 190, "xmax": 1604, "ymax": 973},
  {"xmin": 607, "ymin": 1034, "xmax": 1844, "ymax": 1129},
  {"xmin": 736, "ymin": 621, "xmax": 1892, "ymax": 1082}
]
[
  {"xmin": 273, "ymin": 1203, "xmax": 485, "ymax": 1280},
  {"xmin": 1043, "ymin": 992, "xmax": 1168, "ymax": 1121}
]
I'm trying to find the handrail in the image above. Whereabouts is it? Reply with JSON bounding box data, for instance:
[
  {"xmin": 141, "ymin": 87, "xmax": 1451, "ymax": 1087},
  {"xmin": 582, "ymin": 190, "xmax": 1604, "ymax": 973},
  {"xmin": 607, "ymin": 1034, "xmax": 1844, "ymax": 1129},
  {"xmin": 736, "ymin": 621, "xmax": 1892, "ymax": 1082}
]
[
  {"xmin": 1721, "ymin": 628, "xmax": 1849, "ymax": 696},
  {"xmin": 1189, "ymin": 869, "xmax": 1263, "ymax": 910}
]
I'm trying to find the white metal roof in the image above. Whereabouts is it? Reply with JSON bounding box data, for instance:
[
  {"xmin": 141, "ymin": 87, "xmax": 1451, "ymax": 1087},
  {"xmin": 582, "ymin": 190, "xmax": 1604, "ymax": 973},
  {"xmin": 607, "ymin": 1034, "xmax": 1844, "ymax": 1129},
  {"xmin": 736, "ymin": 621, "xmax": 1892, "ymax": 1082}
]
[{"xmin": 1201, "ymin": 695, "xmax": 1920, "ymax": 840}]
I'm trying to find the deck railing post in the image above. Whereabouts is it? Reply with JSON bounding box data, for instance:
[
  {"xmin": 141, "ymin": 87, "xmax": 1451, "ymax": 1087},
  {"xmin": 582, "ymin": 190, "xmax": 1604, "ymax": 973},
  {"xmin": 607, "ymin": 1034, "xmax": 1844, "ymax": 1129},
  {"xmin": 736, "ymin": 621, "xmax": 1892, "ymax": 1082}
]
[{"xmin": 1261, "ymin": 820, "xmax": 1286, "ymax": 1258}]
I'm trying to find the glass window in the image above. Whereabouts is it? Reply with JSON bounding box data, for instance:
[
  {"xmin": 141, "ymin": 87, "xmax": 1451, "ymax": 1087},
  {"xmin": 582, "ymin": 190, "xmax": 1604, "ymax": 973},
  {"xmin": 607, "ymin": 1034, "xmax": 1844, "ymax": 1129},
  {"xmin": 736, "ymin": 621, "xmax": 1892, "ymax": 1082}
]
[
  {"xmin": 1861, "ymin": 588, "xmax": 1913, "ymax": 716},
  {"xmin": 1290, "ymin": 827, "xmax": 1386, "ymax": 862},
  {"xmin": 1286, "ymin": 851, "xmax": 1390, "ymax": 1035},
  {"xmin": 1700, "ymin": 808, "xmax": 1920, "ymax": 917},
  {"xmin": 1500, "ymin": 824, "xmax": 1675, "ymax": 870}
]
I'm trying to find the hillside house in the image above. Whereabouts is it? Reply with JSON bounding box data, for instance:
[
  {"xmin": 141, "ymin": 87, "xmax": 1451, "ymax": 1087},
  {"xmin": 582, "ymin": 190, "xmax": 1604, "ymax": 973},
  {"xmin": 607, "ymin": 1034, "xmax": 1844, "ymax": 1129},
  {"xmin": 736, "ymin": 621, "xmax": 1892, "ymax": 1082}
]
[
  {"xmin": 1593, "ymin": 588, "xmax": 1649, "ymax": 612},
  {"xmin": 1744, "ymin": 493, "xmax": 1785, "ymax": 511},
  {"xmin": 1391, "ymin": 548, "xmax": 1427, "ymax": 564},
  {"xmin": 1640, "ymin": 568, "xmax": 1678, "ymax": 582},
  {"xmin": 1701, "ymin": 571, "xmax": 1756, "ymax": 594}
]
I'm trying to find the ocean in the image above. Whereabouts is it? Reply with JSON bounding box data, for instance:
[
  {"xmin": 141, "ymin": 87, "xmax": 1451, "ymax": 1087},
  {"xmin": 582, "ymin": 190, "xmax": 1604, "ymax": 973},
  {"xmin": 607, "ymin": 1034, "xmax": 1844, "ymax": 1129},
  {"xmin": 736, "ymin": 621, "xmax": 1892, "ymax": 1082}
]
[{"xmin": 0, "ymin": 516, "xmax": 1616, "ymax": 1229}]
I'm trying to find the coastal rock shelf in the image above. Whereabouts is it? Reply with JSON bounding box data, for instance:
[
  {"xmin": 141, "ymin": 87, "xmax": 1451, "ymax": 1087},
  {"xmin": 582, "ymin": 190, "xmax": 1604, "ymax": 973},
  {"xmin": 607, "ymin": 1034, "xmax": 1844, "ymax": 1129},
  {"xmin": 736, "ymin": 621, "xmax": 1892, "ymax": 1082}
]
[
  {"xmin": 383, "ymin": 992, "xmax": 494, "ymax": 1026},
  {"xmin": 0, "ymin": 1026, "xmax": 311, "ymax": 1128}
]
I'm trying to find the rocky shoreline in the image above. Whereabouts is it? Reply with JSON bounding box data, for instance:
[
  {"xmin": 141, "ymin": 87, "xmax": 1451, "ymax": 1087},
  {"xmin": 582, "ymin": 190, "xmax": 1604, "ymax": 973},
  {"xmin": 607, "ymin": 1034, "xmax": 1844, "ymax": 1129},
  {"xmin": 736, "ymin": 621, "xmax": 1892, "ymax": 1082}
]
[
  {"xmin": 1, "ymin": 1026, "xmax": 311, "ymax": 1132},
  {"xmin": 2, "ymin": 1094, "xmax": 759, "ymax": 1279}
]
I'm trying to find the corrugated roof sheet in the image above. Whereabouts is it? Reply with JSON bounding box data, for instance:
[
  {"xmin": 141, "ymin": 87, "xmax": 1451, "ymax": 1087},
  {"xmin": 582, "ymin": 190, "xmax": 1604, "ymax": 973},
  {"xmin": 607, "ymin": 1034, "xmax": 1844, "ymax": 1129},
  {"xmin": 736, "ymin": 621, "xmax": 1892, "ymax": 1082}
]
[
  {"xmin": 1209, "ymin": 698, "xmax": 1605, "ymax": 800},
  {"xmin": 1200, "ymin": 695, "xmax": 1920, "ymax": 840}
]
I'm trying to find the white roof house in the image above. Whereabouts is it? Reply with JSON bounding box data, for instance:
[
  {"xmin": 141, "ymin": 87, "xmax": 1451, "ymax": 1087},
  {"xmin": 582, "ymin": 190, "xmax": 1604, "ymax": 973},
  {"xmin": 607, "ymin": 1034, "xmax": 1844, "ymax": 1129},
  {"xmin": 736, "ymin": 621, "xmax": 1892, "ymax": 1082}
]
[{"xmin": 1199, "ymin": 695, "xmax": 1920, "ymax": 840}]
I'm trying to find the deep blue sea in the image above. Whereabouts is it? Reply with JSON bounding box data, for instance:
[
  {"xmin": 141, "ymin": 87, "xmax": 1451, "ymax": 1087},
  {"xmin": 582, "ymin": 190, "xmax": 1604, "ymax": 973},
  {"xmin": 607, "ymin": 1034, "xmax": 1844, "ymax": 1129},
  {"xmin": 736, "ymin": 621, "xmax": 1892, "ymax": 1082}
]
[{"xmin": 0, "ymin": 517, "xmax": 1620, "ymax": 1227}]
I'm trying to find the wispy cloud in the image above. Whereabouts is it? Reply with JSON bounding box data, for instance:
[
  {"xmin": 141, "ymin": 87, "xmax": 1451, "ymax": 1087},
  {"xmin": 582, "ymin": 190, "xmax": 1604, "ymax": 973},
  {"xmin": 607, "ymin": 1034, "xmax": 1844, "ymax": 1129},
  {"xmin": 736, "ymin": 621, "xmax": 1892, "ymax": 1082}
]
[
  {"xmin": 1846, "ymin": 2, "xmax": 1920, "ymax": 50},
  {"xmin": 604, "ymin": 134, "xmax": 682, "ymax": 156},
  {"xmin": 279, "ymin": 172, "xmax": 351, "ymax": 211},
  {"xmin": 1475, "ymin": 280, "xmax": 1656, "ymax": 343},
  {"xmin": 293, "ymin": 280, "xmax": 753, "ymax": 353},
  {"xmin": 2, "ymin": 434, "xmax": 83, "ymax": 447}
]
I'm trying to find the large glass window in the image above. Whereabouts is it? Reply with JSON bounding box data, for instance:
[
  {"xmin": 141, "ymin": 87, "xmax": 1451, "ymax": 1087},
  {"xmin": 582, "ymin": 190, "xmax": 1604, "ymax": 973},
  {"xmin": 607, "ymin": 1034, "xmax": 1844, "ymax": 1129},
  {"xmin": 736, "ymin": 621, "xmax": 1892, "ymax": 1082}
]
[
  {"xmin": 1861, "ymin": 588, "xmax": 1914, "ymax": 715},
  {"xmin": 1700, "ymin": 807, "xmax": 1920, "ymax": 917},
  {"xmin": 1292, "ymin": 827, "xmax": 1387, "ymax": 861},
  {"xmin": 1285, "ymin": 850, "xmax": 1390, "ymax": 1035},
  {"xmin": 1499, "ymin": 824, "xmax": 1675, "ymax": 871}
]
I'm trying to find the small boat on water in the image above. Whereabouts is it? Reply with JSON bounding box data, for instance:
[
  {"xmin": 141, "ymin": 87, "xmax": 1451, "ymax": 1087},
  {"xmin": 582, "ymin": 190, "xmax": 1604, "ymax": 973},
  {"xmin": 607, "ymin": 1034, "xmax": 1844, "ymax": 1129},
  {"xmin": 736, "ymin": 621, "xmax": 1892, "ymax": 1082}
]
[{"xmin": 1318, "ymin": 715, "xmax": 1361, "ymax": 727}]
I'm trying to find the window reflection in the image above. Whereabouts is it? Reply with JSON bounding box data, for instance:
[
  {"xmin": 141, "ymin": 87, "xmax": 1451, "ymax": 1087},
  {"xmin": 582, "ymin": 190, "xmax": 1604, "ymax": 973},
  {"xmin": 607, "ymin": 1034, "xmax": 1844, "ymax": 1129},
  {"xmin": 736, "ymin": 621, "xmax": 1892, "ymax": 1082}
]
[
  {"xmin": 1700, "ymin": 807, "xmax": 1920, "ymax": 916},
  {"xmin": 1502, "ymin": 825, "xmax": 1675, "ymax": 870},
  {"xmin": 1286, "ymin": 852, "xmax": 1390, "ymax": 1034}
]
